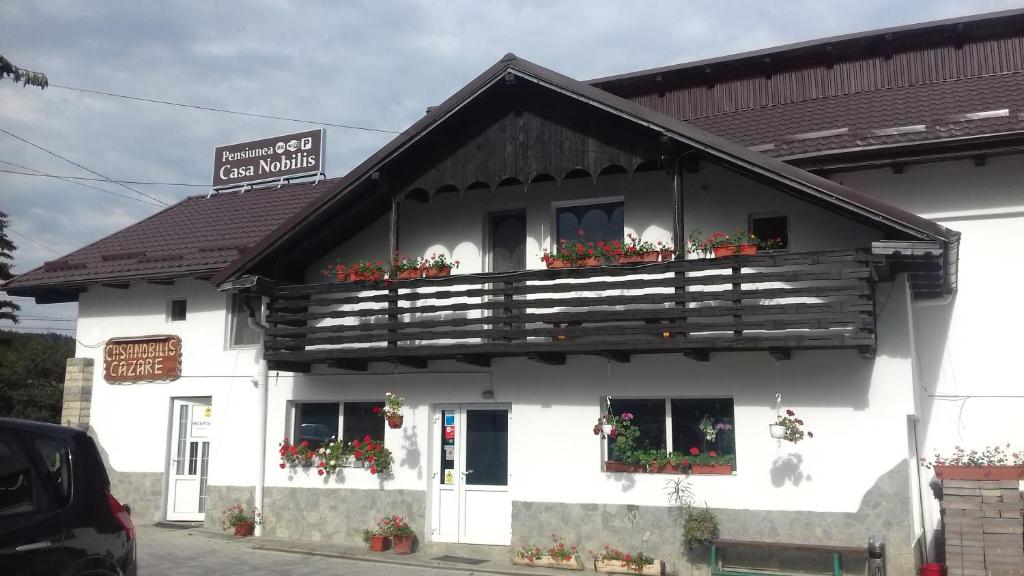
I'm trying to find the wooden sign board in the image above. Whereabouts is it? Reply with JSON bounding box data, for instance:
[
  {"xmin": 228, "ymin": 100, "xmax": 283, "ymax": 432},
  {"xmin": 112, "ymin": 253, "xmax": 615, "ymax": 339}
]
[{"xmin": 104, "ymin": 335, "xmax": 182, "ymax": 383}]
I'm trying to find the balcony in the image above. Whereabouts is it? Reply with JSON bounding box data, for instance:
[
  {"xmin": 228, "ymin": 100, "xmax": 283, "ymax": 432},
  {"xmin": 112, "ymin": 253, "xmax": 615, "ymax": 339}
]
[{"xmin": 264, "ymin": 249, "xmax": 876, "ymax": 371}]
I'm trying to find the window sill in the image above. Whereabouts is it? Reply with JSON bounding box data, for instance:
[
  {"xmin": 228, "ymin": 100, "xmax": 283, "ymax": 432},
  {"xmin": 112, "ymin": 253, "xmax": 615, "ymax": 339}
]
[{"xmin": 602, "ymin": 461, "xmax": 735, "ymax": 475}]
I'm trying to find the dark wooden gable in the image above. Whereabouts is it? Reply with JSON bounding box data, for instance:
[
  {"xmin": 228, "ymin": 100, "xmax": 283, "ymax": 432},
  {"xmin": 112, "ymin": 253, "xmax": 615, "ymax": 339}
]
[{"xmin": 386, "ymin": 79, "xmax": 669, "ymax": 197}]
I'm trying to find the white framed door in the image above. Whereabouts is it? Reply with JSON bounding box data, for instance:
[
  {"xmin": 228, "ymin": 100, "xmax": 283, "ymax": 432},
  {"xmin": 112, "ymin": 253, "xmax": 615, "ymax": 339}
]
[
  {"xmin": 430, "ymin": 404, "xmax": 511, "ymax": 545},
  {"xmin": 166, "ymin": 397, "xmax": 212, "ymax": 522}
]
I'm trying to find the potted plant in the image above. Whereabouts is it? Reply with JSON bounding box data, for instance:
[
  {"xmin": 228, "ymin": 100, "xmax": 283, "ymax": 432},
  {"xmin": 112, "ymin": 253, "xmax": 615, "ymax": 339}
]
[
  {"xmin": 392, "ymin": 255, "xmax": 423, "ymax": 280},
  {"xmin": 349, "ymin": 260, "xmax": 386, "ymax": 282},
  {"xmin": 350, "ymin": 435, "xmax": 393, "ymax": 475},
  {"xmin": 922, "ymin": 445, "xmax": 1024, "ymax": 480},
  {"xmin": 422, "ymin": 253, "xmax": 459, "ymax": 278},
  {"xmin": 362, "ymin": 527, "xmax": 390, "ymax": 552},
  {"xmin": 513, "ymin": 535, "xmax": 583, "ymax": 570},
  {"xmin": 683, "ymin": 504, "xmax": 719, "ymax": 550},
  {"xmin": 687, "ymin": 229, "xmax": 782, "ymax": 258},
  {"xmin": 222, "ymin": 503, "xmax": 261, "ymax": 537},
  {"xmin": 621, "ymin": 234, "xmax": 659, "ymax": 263},
  {"xmin": 687, "ymin": 447, "xmax": 735, "ymax": 475},
  {"xmin": 278, "ymin": 438, "xmax": 317, "ymax": 468},
  {"xmin": 378, "ymin": 515, "xmax": 416, "ymax": 554},
  {"xmin": 772, "ymin": 409, "xmax": 813, "ymax": 443},
  {"xmin": 656, "ymin": 241, "xmax": 675, "ymax": 262},
  {"xmin": 374, "ymin": 392, "xmax": 405, "ymax": 428},
  {"xmin": 590, "ymin": 545, "xmax": 663, "ymax": 575},
  {"xmin": 602, "ymin": 412, "xmax": 646, "ymax": 473}
]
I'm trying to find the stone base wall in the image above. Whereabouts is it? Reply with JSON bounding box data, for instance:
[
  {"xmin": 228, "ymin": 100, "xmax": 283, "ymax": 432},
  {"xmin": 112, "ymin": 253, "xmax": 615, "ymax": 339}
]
[
  {"xmin": 260, "ymin": 486, "xmax": 426, "ymax": 544},
  {"xmin": 108, "ymin": 470, "xmax": 165, "ymax": 524},
  {"xmin": 61, "ymin": 358, "xmax": 93, "ymax": 429},
  {"xmin": 940, "ymin": 478, "xmax": 1024, "ymax": 576},
  {"xmin": 204, "ymin": 485, "xmax": 255, "ymax": 530}
]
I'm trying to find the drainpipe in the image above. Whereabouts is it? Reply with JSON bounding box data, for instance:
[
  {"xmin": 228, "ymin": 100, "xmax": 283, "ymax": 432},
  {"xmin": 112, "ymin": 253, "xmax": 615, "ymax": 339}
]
[{"xmin": 246, "ymin": 296, "xmax": 269, "ymax": 537}]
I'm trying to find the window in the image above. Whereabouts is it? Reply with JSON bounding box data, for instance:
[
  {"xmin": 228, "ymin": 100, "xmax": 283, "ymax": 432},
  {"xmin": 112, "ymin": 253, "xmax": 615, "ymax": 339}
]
[
  {"xmin": 32, "ymin": 437, "xmax": 71, "ymax": 508},
  {"xmin": 292, "ymin": 401, "xmax": 386, "ymax": 448},
  {"xmin": 169, "ymin": 298, "xmax": 187, "ymax": 322},
  {"xmin": 605, "ymin": 397, "xmax": 736, "ymax": 469},
  {"xmin": 342, "ymin": 402, "xmax": 385, "ymax": 443},
  {"xmin": 750, "ymin": 214, "xmax": 788, "ymax": 250},
  {"xmin": 228, "ymin": 294, "xmax": 262, "ymax": 348},
  {"xmin": 556, "ymin": 201, "xmax": 624, "ymax": 244},
  {"xmin": 0, "ymin": 433, "xmax": 38, "ymax": 516}
]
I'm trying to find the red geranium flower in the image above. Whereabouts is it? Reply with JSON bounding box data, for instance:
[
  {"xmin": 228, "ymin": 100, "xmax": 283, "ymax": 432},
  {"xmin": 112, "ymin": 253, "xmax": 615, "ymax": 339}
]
[
  {"xmin": 354, "ymin": 450, "xmax": 363, "ymax": 458},
  {"xmin": 364, "ymin": 435, "xmax": 372, "ymax": 443},
  {"xmin": 317, "ymin": 468, "xmax": 325, "ymax": 476},
  {"xmin": 352, "ymin": 439, "xmax": 360, "ymax": 447},
  {"xmin": 709, "ymin": 451, "xmax": 718, "ymax": 458},
  {"xmin": 786, "ymin": 409, "xmax": 795, "ymax": 416},
  {"xmin": 279, "ymin": 463, "xmax": 286, "ymax": 469},
  {"xmin": 369, "ymin": 466, "xmax": 378, "ymax": 475},
  {"xmin": 689, "ymin": 447, "xmax": 700, "ymax": 456},
  {"xmin": 372, "ymin": 406, "xmax": 381, "ymax": 414}
]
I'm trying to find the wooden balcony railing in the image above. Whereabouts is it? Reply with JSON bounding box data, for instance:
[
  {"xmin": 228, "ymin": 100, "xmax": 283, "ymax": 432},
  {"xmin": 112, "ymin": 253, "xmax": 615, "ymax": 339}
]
[{"xmin": 264, "ymin": 249, "xmax": 876, "ymax": 370}]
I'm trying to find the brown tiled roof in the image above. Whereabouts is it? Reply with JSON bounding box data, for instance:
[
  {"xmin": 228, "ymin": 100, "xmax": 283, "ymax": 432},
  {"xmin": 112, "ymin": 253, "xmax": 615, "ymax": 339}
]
[
  {"xmin": 686, "ymin": 72, "xmax": 1024, "ymax": 159},
  {"xmin": 4, "ymin": 178, "xmax": 339, "ymax": 293}
]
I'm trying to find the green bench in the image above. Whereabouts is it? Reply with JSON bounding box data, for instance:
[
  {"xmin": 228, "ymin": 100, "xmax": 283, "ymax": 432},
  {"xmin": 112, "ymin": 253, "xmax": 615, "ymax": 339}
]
[{"xmin": 710, "ymin": 539, "xmax": 868, "ymax": 576}]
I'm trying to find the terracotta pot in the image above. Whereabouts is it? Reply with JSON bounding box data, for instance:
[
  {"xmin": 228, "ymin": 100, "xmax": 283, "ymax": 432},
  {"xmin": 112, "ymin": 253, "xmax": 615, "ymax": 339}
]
[
  {"xmin": 613, "ymin": 255, "xmax": 637, "ymax": 264},
  {"xmin": 658, "ymin": 463, "xmax": 683, "ymax": 474},
  {"xmin": 603, "ymin": 461, "xmax": 645, "ymax": 473},
  {"xmin": 233, "ymin": 521, "xmax": 254, "ymax": 537},
  {"xmin": 579, "ymin": 256, "xmax": 602, "ymax": 267},
  {"xmin": 368, "ymin": 534, "xmax": 390, "ymax": 552},
  {"xmin": 691, "ymin": 464, "xmax": 734, "ymax": 475},
  {"xmin": 387, "ymin": 414, "xmax": 404, "ymax": 429},
  {"xmin": 639, "ymin": 252, "xmax": 659, "ymax": 263},
  {"xmin": 396, "ymin": 269, "xmax": 421, "ymax": 280},
  {"xmin": 545, "ymin": 259, "xmax": 566, "ymax": 269},
  {"xmin": 423, "ymin": 266, "xmax": 451, "ymax": 278},
  {"xmin": 934, "ymin": 465, "xmax": 1024, "ymax": 480},
  {"xmin": 392, "ymin": 534, "xmax": 415, "ymax": 555},
  {"xmin": 713, "ymin": 244, "xmax": 758, "ymax": 257},
  {"xmin": 659, "ymin": 249, "xmax": 675, "ymax": 262},
  {"xmin": 364, "ymin": 270, "xmax": 384, "ymax": 282},
  {"xmin": 347, "ymin": 270, "xmax": 362, "ymax": 282}
]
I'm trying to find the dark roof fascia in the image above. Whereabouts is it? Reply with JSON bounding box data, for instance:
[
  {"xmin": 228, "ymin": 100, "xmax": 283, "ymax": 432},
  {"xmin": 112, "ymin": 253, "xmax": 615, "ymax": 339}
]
[
  {"xmin": 587, "ymin": 8, "xmax": 1024, "ymax": 90},
  {"xmin": 3, "ymin": 267, "xmax": 223, "ymax": 295},
  {"xmin": 214, "ymin": 54, "xmax": 957, "ymax": 285}
]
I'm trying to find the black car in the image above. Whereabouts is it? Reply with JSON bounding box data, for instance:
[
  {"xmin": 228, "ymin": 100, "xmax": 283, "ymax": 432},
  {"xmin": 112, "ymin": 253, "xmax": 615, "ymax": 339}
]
[{"xmin": 0, "ymin": 418, "xmax": 136, "ymax": 576}]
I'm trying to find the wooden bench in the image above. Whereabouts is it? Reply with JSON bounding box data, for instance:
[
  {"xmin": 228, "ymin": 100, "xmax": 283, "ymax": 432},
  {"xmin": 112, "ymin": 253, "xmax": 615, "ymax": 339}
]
[{"xmin": 710, "ymin": 539, "xmax": 869, "ymax": 576}]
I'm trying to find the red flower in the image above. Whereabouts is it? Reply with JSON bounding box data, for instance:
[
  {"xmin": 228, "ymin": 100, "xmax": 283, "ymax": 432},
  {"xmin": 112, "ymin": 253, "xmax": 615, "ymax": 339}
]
[
  {"xmin": 352, "ymin": 439, "xmax": 361, "ymax": 447},
  {"xmin": 354, "ymin": 450, "xmax": 363, "ymax": 458},
  {"xmin": 317, "ymin": 468, "xmax": 325, "ymax": 476},
  {"xmin": 367, "ymin": 455, "xmax": 376, "ymax": 463},
  {"xmin": 689, "ymin": 447, "xmax": 700, "ymax": 456},
  {"xmin": 279, "ymin": 463, "xmax": 286, "ymax": 469},
  {"xmin": 369, "ymin": 466, "xmax": 378, "ymax": 475},
  {"xmin": 786, "ymin": 409, "xmax": 795, "ymax": 417},
  {"xmin": 577, "ymin": 229, "xmax": 585, "ymax": 238},
  {"xmin": 372, "ymin": 406, "xmax": 381, "ymax": 414},
  {"xmin": 709, "ymin": 451, "xmax": 718, "ymax": 458},
  {"xmin": 364, "ymin": 435, "xmax": 372, "ymax": 443},
  {"xmin": 299, "ymin": 440, "xmax": 309, "ymax": 447}
]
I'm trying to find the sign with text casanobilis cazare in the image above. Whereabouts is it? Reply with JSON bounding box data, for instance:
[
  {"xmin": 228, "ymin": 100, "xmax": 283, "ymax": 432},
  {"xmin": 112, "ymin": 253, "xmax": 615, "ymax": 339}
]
[
  {"xmin": 103, "ymin": 335, "xmax": 182, "ymax": 383},
  {"xmin": 212, "ymin": 128, "xmax": 325, "ymax": 189}
]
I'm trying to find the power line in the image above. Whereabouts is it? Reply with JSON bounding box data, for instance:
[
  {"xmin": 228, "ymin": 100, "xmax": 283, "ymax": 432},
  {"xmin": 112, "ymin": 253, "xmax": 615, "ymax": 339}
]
[
  {"xmin": 6, "ymin": 226, "xmax": 59, "ymax": 254},
  {"xmin": 0, "ymin": 127, "xmax": 170, "ymax": 206},
  {"xmin": 18, "ymin": 317, "xmax": 76, "ymax": 322},
  {"xmin": 0, "ymin": 166, "xmax": 205, "ymax": 189},
  {"xmin": 51, "ymin": 83, "xmax": 405, "ymax": 137},
  {"xmin": 0, "ymin": 160, "xmax": 165, "ymax": 206}
]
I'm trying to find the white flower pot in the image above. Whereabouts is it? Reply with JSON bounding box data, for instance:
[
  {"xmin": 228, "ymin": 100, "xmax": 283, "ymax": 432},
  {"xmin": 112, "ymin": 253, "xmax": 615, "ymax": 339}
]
[
  {"xmin": 769, "ymin": 424, "xmax": 786, "ymax": 439},
  {"xmin": 601, "ymin": 424, "xmax": 613, "ymax": 435}
]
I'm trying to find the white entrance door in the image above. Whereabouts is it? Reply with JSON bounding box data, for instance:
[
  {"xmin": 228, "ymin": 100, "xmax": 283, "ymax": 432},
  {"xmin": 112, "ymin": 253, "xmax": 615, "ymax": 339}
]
[
  {"xmin": 430, "ymin": 404, "xmax": 511, "ymax": 545},
  {"xmin": 166, "ymin": 398, "xmax": 212, "ymax": 522}
]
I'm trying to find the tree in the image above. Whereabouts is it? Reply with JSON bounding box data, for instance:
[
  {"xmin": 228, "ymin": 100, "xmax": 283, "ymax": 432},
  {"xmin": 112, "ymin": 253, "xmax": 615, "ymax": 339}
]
[
  {"xmin": 0, "ymin": 211, "xmax": 19, "ymax": 323},
  {"xmin": 0, "ymin": 55, "xmax": 48, "ymax": 89},
  {"xmin": 0, "ymin": 331, "xmax": 74, "ymax": 423}
]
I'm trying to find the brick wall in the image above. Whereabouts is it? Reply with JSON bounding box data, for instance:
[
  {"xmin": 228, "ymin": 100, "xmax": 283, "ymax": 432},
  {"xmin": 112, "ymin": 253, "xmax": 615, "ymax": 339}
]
[
  {"xmin": 941, "ymin": 479, "xmax": 1024, "ymax": 576},
  {"xmin": 61, "ymin": 358, "xmax": 94, "ymax": 429}
]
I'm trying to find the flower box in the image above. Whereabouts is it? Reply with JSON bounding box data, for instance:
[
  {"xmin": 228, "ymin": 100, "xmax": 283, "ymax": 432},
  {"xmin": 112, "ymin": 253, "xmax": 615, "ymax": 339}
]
[
  {"xmin": 659, "ymin": 249, "xmax": 674, "ymax": 262},
  {"xmin": 691, "ymin": 464, "xmax": 733, "ymax": 475},
  {"xmin": 396, "ymin": 269, "xmax": 421, "ymax": 280},
  {"xmin": 233, "ymin": 521, "xmax": 255, "ymax": 537},
  {"xmin": 423, "ymin": 266, "xmax": 451, "ymax": 278},
  {"xmin": 594, "ymin": 559, "xmax": 664, "ymax": 575},
  {"xmin": 512, "ymin": 556, "xmax": 584, "ymax": 570},
  {"xmin": 648, "ymin": 463, "xmax": 685, "ymax": 474},
  {"xmin": 713, "ymin": 244, "xmax": 757, "ymax": 257},
  {"xmin": 545, "ymin": 259, "xmax": 568, "ymax": 269},
  {"xmin": 933, "ymin": 465, "xmax": 1024, "ymax": 481},
  {"xmin": 603, "ymin": 461, "xmax": 645, "ymax": 473}
]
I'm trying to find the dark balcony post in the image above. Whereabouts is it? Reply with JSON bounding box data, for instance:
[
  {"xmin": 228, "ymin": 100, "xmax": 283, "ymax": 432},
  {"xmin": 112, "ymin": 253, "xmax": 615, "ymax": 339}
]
[
  {"xmin": 388, "ymin": 195, "xmax": 400, "ymax": 348},
  {"xmin": 732, "ymin": 265, "xmax": 743, "ymax": 339},
  {"xmin": 672, "ymin": 159, "xmax": 687, "ymax": 341},
  {"xmin": 502, "ymin": 280, "xmax": 514, "ymax": 343}
]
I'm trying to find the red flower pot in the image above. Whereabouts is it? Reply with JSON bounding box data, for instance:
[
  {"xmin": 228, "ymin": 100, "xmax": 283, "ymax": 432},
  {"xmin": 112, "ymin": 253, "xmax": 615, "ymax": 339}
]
[
  {"xmin": 691, "ymin": 464, "xmax": 734, "ymax": 475},
  {"xmin": 639, "ymin": 252, "xmax": 659, "ymax": 263},
  {"xmin": 368, "ymin": 534, "xmax": 390, "ymax": 552},
  {"xmin": 933, "ymin": 465, "xmax": 1024, "ymax": 480},
  {"xmin": 396, "ymin": 269, "xmax": 421, "ymax": 280},
  {"xmin": 579, "ymin": 257, "xmax": 602, "ymax": 267},
  {"xmin": 613, "ymin": 255, "xmax": 637, "ymax": 264},
  {"xmin": 545, "ymin": 259, "xmax": 566, "ymax": 269},
  {"xmin": 233, "ymin": 521, "xmax": 254, "ymax": 537},
  {"xmin": 713, "ymin": 244, "xmax": 757, "ymax": 257},
  {"xmin": 387, "ymin": 414, "xmax": 404, "ymax": 429},
  {"xmin": 603, "ymin": 461, "xmax": 645, "ymax": 473},
  {"xmin": 347, "ymin": 270, "xmax": 362, "ymax": 282},
  {"xmin": 392, "ymin": 534, "xmax": 414, "ymax": 555},
  {"xmin": 659, "ymin": 250, "xmax": 675, "ymax": 262},
  {"xmin": 424, "ymin": 266, "xmax": 451, "ymax": 278},
  {"xmin": 658, "ymin": 463, "xmax": 683, "ymax": 474}
]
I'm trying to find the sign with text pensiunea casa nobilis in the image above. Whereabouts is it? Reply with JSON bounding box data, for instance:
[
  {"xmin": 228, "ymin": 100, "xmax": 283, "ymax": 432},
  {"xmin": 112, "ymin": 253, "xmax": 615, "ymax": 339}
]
[{"xmin": 212, "ymin": 128, "xmax": 325, "ymax": 189}]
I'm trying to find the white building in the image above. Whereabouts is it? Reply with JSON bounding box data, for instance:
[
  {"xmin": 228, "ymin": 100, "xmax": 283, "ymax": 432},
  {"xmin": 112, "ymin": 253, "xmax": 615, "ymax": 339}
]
[{"xmin": 8, "ymin": 10, "xmax": 1024, "ymax": 575}]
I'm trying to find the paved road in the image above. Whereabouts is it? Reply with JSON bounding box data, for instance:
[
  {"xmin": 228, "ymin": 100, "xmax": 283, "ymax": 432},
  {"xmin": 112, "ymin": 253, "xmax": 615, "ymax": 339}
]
[{"xmin": 137, "ymin": 525, "xmax": 476, "ymax": 576}]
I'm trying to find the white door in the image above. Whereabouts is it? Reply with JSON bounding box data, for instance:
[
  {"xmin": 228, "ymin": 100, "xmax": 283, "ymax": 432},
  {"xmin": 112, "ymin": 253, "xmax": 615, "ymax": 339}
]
[
  {"xmin": 166, "ymin": 398, "xmax": 212, "ymax": 522},
  {"xmin": 430, "ymin": 404, "xmax": 511, "ymax": 545}
]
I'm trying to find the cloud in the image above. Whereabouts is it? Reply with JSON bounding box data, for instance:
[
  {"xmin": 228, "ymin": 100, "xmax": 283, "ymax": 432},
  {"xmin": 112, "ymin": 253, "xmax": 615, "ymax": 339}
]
[{"xmin": 1, "ymin": 0, "xmax": 1019, "ymax": 331}]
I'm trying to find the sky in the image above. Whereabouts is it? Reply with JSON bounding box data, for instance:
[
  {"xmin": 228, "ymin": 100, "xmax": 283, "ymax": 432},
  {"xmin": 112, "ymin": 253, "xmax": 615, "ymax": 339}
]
[{"xmin": 1, "ymin": 0, "xmax": 1021, "ymax": 336}]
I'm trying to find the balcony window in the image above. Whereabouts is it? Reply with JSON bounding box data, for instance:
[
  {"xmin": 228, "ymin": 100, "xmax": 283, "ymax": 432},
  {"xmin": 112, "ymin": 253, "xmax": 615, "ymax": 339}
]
[{"xmin": 556, "ymin": 201, "xmax": 624, "ymax": 244}]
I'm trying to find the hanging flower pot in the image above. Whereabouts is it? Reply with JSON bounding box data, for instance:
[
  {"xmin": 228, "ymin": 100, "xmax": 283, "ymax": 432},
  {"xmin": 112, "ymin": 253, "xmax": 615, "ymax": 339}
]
[
  {"xmin": 713, "ymin": 244, "xmax": 758, "ymax": 257},
  {"xmin": 387, "ymin": 414, "xmax": 404, "ymax": 429},
  {"xmin": 769, "ymin": 424, "xmax": 786, "ymax": 439},
  {"xmin": 601, "ymin": 423, "xmax": 613, "ymax": 436}
]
